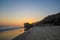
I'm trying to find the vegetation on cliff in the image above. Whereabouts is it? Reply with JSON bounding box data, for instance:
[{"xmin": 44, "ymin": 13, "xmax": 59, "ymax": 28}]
[{"xmin": 33, "ymin": 12, "xmax": 60, "ymax": 26}]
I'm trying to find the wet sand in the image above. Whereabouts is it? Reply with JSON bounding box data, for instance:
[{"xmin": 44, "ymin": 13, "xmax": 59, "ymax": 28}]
[{"xmin": 13, "ymin": 26, "xmax": 60, "ymax": 40}]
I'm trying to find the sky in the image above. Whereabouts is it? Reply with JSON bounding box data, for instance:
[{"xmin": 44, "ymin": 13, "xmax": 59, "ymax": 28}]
[{"xmin": 0, "ymin": 0, "xmax": 60, "ymax": 26}]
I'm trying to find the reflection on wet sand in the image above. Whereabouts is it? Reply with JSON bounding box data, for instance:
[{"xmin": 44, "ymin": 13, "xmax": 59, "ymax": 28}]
[{"xmin": 0, "ymin": 28, "xmax": 24, "ymax": 40}]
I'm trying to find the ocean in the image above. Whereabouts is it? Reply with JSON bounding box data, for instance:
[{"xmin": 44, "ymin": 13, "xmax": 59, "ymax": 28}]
[{"xmin": 0, "ymin": 27, "xmax": 24, "ymax": 40}]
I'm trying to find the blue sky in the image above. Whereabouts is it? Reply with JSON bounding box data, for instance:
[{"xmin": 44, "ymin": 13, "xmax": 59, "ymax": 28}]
[{"xmin": 0, "ymin": 0, "xmax": 60, "ymax": 26}]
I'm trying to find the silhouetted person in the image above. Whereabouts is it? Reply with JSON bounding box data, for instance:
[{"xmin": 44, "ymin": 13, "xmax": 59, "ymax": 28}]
[{"xmin": 24, "ymin": 23, "xmax": 33, "ymax": 31}]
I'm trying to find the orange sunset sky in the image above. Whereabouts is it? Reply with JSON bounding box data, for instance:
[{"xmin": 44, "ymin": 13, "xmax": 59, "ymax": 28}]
[{"xmin": 0, "ymin": 17, "xmax": 44, "ymax": 26}]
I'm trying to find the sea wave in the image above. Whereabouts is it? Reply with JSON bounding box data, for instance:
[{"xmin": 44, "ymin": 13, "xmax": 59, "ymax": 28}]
[{"xmin": 0, "ymin": 27, "xmax": 21, "ymax": 32}]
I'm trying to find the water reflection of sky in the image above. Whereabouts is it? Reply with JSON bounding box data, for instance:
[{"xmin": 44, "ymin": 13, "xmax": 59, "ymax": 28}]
[{"xmin": 0, "ymin": 28, "xmax": 24, "ymax": 40}]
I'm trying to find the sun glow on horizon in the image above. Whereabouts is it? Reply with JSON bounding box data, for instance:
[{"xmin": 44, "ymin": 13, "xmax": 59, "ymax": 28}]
[{"xmin": 0, "ymin": 18, "xmax": 41, "ymax": 27}]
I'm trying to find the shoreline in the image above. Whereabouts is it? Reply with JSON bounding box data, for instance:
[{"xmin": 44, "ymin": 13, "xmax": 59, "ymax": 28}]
[{"xmin": 13, "ymin": 26, "xmax": 60, "ymax": 40}]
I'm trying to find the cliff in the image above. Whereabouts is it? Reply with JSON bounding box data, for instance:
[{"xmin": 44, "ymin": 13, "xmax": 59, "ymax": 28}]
[{"xmin": 34, "ymin": 12, "xmax": 60, "ymax": 26}]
